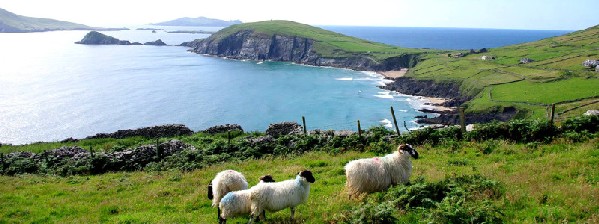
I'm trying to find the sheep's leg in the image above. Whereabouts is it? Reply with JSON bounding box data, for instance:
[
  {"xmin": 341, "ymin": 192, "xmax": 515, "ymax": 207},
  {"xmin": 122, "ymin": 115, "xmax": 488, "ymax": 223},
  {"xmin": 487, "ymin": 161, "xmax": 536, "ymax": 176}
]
[
  {"xmin": 216, "ymin": 205, "xmax": 222, "ymax": 223},
  {"xmin": 290, "ymin": 207, "xmax": 295, "ymax": 220},
  {"xmin": 261, "ymin": 210, "xmax": 266, "ymax": 220}
]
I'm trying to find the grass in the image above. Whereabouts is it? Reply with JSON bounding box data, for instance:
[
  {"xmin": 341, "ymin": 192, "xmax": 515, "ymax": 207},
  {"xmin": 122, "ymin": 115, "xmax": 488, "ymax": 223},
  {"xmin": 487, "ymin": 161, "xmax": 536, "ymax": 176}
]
[{"xmin": 1, "ymin": 138, "xmax": 598, "ymax": 223}]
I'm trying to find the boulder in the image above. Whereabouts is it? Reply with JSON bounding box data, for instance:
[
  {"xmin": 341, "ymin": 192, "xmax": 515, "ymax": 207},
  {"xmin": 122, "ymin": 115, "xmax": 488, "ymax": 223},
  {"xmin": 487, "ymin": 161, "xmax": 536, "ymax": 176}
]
[
  {"xmin": 265, "ymin": 122, "xmax": 303, "ymax": 137},
  {"xmin": 584, "ymin": 110, "xmax": 599, "ymax": 116}
]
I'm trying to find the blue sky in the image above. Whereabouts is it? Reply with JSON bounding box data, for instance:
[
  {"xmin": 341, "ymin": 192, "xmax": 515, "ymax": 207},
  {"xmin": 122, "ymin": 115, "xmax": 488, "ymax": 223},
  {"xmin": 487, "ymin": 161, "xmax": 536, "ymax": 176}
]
[{"xmin": 1, "ymin": 0, "xmax": 598, "ymax": 30}]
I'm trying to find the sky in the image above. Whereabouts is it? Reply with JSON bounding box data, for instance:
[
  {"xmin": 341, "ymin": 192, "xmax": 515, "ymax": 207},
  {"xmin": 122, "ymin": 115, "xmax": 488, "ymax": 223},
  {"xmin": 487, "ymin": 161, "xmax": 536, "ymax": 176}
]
[{"xmin": 1, "ymin": 0, "xmax": 598, "ymax": 30}]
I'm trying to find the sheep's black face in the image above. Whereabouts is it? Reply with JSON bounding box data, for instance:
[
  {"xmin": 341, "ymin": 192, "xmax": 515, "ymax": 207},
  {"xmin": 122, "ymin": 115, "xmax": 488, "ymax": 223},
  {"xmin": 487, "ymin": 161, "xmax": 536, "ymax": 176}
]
[
  {"xmin": 207, "ymin": 183, "xmax": 214, "ymax": 200},
  {"xmin": 400, "ymin": 144, "xmax": 419, "ymax": 159},
  {"xmin": 260, "ymin": 175, "xmax": 275, "ymax": 183},
  {"xmin": 300, "ymin": 170, "xmax": 316, "ymax": 183}
]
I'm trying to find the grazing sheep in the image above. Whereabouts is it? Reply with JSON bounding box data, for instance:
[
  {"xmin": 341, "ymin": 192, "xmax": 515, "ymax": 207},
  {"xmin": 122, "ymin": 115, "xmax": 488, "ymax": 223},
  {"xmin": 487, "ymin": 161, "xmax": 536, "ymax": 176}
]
[
  {"xmin": 208, "ymin": 170, "xmax": 249, "ymax": 222},
  {"xmin": 249, "ymin": 170, "xmax": 316, "ymax": 223},
  {"xmin": 345, "ymin": 144, "xmax": 419, "ymax": 197},
  {"xmin": 218, "ymin": 175, "xmax": 275, "ymax": 224}
]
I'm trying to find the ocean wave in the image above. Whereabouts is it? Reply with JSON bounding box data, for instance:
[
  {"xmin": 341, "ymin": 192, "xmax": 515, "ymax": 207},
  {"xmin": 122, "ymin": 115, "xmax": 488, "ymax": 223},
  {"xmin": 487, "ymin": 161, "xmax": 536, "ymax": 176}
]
[
  {"xmin": 380, "ymin": 119, "xmax": 393, "ymax": 128},
  {"xmin": 336, "ymin": 77, "xmax": 353, "ymax": 81}
]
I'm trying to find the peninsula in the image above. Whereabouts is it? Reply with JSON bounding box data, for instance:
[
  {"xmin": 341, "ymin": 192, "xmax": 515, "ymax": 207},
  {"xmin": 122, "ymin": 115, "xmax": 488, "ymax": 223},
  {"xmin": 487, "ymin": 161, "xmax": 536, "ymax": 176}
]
[
  {"xmin": 0, "ymin": 8, "xmax": 126, "ymax": 33},
  {"xmin": 184, "ymin": 20, "xmax": 599, "ymax": 124}
]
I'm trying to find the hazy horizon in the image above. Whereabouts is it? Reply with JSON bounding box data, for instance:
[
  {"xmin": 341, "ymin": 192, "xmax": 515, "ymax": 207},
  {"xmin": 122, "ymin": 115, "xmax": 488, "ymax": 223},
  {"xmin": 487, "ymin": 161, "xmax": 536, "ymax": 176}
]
[{"xmin": 1, "ymin": 0, "xmax": 598, "ymax": 31}]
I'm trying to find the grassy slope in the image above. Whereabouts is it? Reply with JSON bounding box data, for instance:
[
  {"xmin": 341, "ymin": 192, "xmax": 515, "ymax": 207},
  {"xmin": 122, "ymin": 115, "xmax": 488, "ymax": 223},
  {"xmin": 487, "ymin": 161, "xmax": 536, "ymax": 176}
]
[
  {"xmin": 210, "ymin": 20, "xmax": 428, "ymax": 60},
  {"xmin": 1, "ymin": 138, "xmax": 598, "ymax": 223},
  {"xmin": 0, "ymin": 8, "xmax": 90, "ymax": 32},
  {"xmin": 407, "ymin": 25, "xmax": 599, "ymax": 118}
]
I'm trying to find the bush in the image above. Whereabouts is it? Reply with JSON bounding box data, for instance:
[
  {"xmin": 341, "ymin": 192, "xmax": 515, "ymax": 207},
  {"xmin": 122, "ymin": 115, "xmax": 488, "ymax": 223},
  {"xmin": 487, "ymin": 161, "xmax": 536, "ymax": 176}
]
[{"xmin": 332, "ymin": 175, "xmax": 505, "ymax": 224}]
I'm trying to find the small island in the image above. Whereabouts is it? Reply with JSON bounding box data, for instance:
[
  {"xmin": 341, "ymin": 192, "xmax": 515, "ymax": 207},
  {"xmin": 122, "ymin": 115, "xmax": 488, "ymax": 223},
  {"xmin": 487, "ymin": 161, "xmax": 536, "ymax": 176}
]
[{"xmin": 75, "ymin": 31, "xmax": 166, "ymax": 46}]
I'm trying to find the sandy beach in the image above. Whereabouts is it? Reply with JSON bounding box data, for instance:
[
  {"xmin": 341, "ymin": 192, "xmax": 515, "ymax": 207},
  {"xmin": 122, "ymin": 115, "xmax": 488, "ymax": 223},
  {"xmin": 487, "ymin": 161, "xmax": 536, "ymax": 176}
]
[{"xmin": 378, "ymin": 68, "xmax": 409, "ymax": 79}]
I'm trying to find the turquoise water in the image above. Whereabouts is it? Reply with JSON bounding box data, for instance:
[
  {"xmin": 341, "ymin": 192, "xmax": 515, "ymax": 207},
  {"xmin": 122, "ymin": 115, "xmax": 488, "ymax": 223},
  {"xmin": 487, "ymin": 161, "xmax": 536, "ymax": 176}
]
[
  {"xmin": 0, "ymin": 27, "xmax": 566, "ymax": 144},
  {"xmin": 0, "ymin": 29, "xmax": 427, "ymax": 144}
]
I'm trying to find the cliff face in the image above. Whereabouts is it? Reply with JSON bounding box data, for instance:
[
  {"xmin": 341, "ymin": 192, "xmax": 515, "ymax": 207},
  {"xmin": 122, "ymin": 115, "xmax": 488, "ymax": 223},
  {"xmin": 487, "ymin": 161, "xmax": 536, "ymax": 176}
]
[{"xmin": 185, "ymin": 30, "xmax": 418, "ymax": 71}]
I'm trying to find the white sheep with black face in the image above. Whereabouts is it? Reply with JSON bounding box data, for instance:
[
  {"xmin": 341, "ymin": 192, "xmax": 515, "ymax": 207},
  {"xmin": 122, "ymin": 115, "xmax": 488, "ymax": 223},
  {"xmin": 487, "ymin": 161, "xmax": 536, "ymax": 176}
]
[
  {"xmin": 344, "ymin": 144, "xmax": 419, "ymax": 197},
  {"xmin": 208, "ymin": 170, "xmax": 248, "ymax": 222},
  {"xmin": 249, "ymin": 170, "xmax": 316, "ymax": 223},
  {"xmin": 217, "ymin": 175, "xmax": 275, "ymax": 224}
]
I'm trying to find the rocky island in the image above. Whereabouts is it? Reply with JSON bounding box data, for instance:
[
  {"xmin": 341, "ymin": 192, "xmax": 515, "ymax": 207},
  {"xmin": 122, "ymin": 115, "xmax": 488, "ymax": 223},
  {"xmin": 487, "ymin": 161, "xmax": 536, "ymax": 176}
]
[
  {"xmin": 183, "ymin": 20, "xmax": 599, "ymax": 125},
  {"xmin": 75, "ymin": 31, "xmax": 166, "ymax": 46}
]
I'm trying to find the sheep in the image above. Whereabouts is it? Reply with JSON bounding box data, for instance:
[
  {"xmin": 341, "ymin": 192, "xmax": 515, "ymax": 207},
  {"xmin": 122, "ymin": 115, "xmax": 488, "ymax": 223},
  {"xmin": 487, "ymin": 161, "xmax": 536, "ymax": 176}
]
[
  {"xmin": 249, "ymin": 170, "xmax": 316, "ymax": 223},
  {"xmin": 345, "ymin": 144, "xmax": 419, "ymax": 197},
  {"xmin": 208, "ymin": 170, "xmax": 249, "ymax": 222},
  {"xmin": 218, "ymin": 175, "xmax": 275, "ymax": 224}
]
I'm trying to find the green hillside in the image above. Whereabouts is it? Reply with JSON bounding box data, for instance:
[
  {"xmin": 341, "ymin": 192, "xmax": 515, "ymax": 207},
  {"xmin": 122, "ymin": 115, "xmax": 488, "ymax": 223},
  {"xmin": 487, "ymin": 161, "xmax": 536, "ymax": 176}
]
[
  {"xmin": 0, "ymin": 8, "xmax": 91, "ymax": 32},
  {"xmin": 1, "ymin": 119, "xmax": 598, "ymax": 223},
  {"xmin": 406, "ymin": 25, "xmax": 599, "ymax": 120},
  {"xmin": 212, "ymin": 20, "xmax": 428, "ymax": 60}
]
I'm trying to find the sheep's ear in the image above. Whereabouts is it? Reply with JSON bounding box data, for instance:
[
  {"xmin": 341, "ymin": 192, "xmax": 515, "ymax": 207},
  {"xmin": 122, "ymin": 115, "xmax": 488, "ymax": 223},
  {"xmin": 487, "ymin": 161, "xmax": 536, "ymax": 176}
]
[
  {"xmin": 207, "ymin": 183, "xmax": 214, "ymax": 200},
  {"xmin": 260, "ymin": 175, "xmax": 275, "ymax": 183}
]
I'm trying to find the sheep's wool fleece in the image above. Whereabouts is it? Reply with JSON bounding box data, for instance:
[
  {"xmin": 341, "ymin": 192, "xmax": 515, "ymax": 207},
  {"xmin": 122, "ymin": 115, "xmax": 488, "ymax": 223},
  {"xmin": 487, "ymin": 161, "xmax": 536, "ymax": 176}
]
[
  {"xmin": 219, "ymin": 188, "xmax": 253, "ymax": 219},
  {"xmin": 345, "ymin": 150, "xmax": 412, "ymax": 195},
  {"xmin": 211, "ymin": 170, "xmax": 248, "ymax": 207},
  {"xmin": 250, "ymin": 175, "xmax": 310, "ymax": 213}
]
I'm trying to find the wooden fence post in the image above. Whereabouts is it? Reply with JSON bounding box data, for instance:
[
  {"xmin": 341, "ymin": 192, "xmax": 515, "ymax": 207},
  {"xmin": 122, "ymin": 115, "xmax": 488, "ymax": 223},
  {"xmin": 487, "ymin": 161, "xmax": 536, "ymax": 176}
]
[
  {"xmin": 156, "ymin": 138, "xmax": 161, "ymax": 159},
  {"xmin": 357, "ymin": 120, "xmax": 362, "ymax": 138},
  {"xmin": 302, "ymin": 116, "xmax": 307, "ymax": 135},
  {"xmin": 390, "ymin": 106, "xmax": 401, "ymax": 136},
  {"xmin": 459, "ymin": 107, "xmax": 466, "ymax": 133},
  {"xmin": 550, "ymin": 104, "xmax": 556, "ymax": 125},
  {"xmin": 90, "ymin": 146, "xmax": 94, "ymax": 158}
]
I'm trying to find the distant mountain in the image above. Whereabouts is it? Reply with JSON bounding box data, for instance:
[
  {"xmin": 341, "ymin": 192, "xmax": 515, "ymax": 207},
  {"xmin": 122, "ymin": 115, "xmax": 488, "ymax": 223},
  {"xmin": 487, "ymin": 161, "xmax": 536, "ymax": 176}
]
[
  {"xmin": 151, "ymin": 17, "xmax": 241, "ymax": 27},
  {"xmin": 0, "ymin": 8, "xmax": 94, "ymax": 33}
]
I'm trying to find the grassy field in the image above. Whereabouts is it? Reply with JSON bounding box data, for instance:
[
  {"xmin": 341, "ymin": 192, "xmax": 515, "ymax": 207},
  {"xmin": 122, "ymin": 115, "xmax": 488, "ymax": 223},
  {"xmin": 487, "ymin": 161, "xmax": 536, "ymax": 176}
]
[
  {"xmin": 1, "ymin": 137, "xmax": 598, "ymax": 223},
  {"xmin": 405, "ymin": 25, "xmax": 599, "ymax": 117}
]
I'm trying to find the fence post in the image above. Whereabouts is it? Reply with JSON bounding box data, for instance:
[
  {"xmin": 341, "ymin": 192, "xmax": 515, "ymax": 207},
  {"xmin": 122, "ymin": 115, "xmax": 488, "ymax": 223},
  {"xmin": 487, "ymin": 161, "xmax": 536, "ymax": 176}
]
[
  {"xmin": 390, "ymin": 106, "xmax": 401, "ymax": 136},
  {"xmin": 459, "ymin": 107, "xmax": 466, "ymax": 133},
  {"xmin": 357, "ymin": 120, "xmax": 362, "ymax": 138},
  {"xmin": 156, "ymin": 138, "xmax": 161, "ymax": 159},
  {"xmin": 90, "ymin": 146, "xmax": 94, "ymax": 158},
  {"xmin": 550, "ymin": 104, "xmax": 556, "ymax": 125},
  {"xmin": 302, "ymin": 116, "xmax": 307, "ymax": 135},
  {"xmin": 0, "ymin": 153, "xmax": 4, "ymax": 171}
]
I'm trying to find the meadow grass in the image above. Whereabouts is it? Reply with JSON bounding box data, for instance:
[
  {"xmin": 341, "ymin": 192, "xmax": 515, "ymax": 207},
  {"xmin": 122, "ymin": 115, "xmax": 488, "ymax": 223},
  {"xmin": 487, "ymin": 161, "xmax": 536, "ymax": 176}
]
[{"xmin": 1, "ymin": 138, "xmax": 598, "ymax": 223}]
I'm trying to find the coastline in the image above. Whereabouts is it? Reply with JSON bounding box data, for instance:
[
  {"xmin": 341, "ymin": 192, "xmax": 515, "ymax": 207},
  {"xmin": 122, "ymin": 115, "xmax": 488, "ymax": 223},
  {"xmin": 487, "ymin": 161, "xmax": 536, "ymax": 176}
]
[{"xmin": 376, "ymin": 69, "xmax": 455, "ymax": 113}]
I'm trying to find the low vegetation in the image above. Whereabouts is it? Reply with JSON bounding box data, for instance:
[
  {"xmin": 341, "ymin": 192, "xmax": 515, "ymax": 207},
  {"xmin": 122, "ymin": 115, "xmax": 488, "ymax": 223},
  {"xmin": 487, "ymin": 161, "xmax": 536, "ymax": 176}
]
[{"xmin": 1, "ymin": 115, "xmax": 598, "ymax": 223}]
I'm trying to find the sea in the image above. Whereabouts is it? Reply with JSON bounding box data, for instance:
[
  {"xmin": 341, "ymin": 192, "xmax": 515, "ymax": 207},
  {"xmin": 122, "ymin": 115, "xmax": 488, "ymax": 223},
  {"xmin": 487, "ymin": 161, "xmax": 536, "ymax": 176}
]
[{"xmin": 0, "ymin": 26, "xmax": 571, "ymax": 144}]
